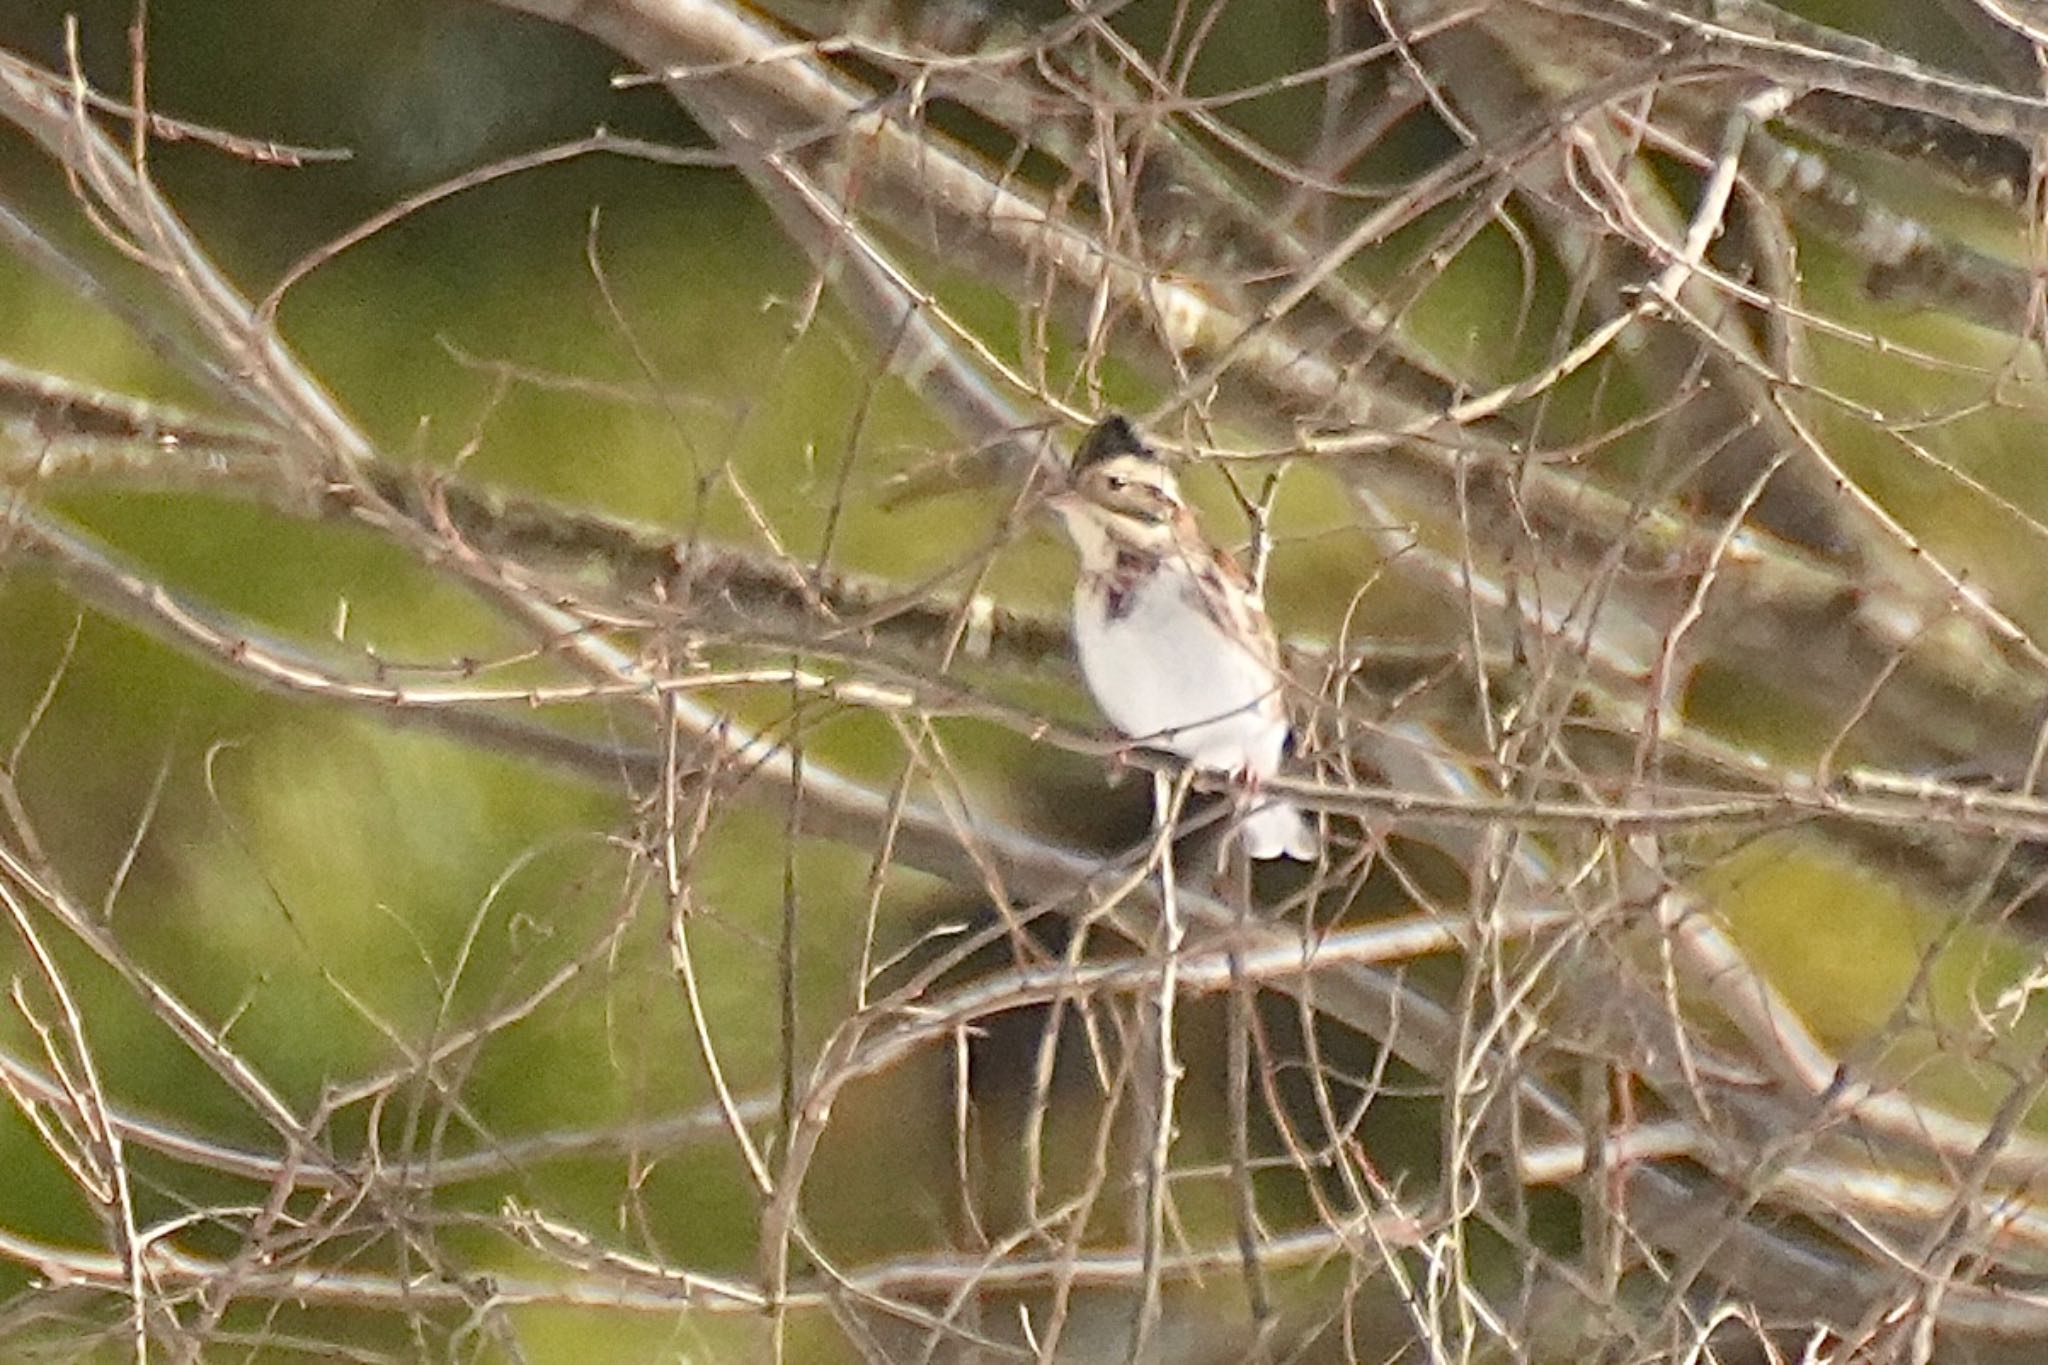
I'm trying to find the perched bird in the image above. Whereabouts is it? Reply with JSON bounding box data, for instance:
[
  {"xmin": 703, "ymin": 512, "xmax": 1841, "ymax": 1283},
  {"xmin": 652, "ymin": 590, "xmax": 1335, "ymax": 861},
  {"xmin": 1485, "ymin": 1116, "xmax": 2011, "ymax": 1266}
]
[{"xmin": 1048, "ymin": 414, "xmax": 1317, "ymax": 861}]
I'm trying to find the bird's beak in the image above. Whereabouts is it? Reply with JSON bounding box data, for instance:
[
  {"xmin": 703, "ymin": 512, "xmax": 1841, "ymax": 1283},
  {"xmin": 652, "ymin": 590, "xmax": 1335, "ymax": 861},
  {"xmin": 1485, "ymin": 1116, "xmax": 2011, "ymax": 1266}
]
[
  {"xmin": 1041, "ymin": 489, "xmax": 1097, "ymax": 534},
  {"xmin": 1034, "ymin": 479, "xmax": 1084, "ymax": 516}
]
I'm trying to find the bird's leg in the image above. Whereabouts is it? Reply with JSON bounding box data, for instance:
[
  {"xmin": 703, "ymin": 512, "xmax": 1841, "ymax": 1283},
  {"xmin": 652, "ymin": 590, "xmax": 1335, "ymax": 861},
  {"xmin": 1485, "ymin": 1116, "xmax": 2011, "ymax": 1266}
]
[
  {"xmin": 1105, "ymin": 742, "xmax": 1137, "ymax": 784},
  {"xmin": 1109, "ymin": 730, "xmax": 1179, "ymax": 784}
]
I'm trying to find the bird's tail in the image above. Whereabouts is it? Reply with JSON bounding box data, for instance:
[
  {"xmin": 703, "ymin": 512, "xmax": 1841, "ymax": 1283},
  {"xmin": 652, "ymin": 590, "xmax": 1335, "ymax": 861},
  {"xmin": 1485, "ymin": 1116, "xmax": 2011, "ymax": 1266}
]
[{"xmin": 1241, "ymin": 796, "xmax": 1317, "ymax": 861}]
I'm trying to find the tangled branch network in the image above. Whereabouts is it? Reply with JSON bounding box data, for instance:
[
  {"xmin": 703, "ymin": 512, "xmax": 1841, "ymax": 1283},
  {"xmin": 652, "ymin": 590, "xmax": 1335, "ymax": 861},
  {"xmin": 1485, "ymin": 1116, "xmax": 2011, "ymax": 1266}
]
[{"xmin": 9, "ymin": 1, "xmax": 2048, "ymax": 1361}]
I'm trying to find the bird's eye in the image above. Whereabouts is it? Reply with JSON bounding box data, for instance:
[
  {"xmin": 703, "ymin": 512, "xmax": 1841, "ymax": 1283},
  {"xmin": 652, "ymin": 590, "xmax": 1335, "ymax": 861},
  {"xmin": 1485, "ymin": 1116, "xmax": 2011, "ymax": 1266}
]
[{"xmin": 1104, "ymin": 475, "xmax": 1129, "ymax": 492}]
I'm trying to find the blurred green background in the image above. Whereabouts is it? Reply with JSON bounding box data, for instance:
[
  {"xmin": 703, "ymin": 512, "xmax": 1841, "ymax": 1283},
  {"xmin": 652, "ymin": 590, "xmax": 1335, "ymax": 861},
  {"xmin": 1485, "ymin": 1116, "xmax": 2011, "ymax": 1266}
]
[
  {"xmin": 0, "ymin": 2, "xmax": 1390, "ymax": 1358},
  {"xmin": 9, "ymin": 1, "xmax": 2048, "ymax": 1360},
  {"xmin": 0, "ymin": 3, "xmax": 988, "ymax": 1358}
]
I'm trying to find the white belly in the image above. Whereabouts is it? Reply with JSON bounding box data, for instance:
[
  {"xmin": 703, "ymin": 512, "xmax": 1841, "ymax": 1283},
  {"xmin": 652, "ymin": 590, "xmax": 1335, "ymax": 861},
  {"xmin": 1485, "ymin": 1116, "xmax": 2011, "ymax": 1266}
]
[{"xmin": 1073, "ymin": 567, "xmax": 1286, "ymax": 777}]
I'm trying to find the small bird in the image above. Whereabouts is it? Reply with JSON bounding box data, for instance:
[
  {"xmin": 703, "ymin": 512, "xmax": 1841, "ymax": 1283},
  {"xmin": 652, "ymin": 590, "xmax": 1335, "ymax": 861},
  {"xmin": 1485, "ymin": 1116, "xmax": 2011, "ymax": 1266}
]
[{"xmin": 1048, "ymin": 414, "xmax": 1317, "ymax": 861}]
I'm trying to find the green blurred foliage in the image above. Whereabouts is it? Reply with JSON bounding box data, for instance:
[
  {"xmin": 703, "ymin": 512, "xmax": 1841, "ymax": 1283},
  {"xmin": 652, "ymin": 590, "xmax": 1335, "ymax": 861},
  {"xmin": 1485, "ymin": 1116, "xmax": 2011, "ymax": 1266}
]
[
  {"xmin": 8, "ymin": 0, "xmax": 2048, "ymax": 1359},
  {"xmin": 0, "ymin": 3, "xmax": 994, "ymax": 1357}
]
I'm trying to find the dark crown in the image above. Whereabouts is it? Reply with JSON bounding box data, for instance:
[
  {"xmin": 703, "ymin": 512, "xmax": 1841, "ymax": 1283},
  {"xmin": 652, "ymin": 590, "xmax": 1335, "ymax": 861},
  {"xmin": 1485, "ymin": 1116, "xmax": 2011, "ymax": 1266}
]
[{"xmin": 1072, "ymin": 413, "xmax": 1154, "ymax": 469}]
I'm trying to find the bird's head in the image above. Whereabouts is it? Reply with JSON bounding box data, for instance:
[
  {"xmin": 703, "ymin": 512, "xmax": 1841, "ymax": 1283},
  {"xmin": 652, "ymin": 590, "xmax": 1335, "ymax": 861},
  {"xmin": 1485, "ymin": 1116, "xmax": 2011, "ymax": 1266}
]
[{"xmin": 1047, "ymin": 415, "xmax": 1187, "ymax": 559}]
